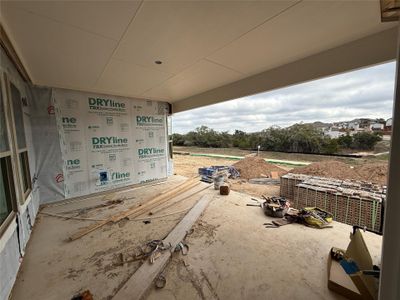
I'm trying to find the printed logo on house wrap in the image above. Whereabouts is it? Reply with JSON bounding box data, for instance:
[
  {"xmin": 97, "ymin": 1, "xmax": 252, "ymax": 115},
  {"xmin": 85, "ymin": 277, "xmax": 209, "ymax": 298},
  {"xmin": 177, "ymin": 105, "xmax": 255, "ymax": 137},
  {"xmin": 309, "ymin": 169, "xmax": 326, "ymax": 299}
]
[
  {"xmin": 92, "ymin": 136, "xmax": 128, "ymax": 149},
  {"xmin": 110, "ymin": 171, "xmax": 131, "ymax": 183},
  {"xmin": 140, "ymin": 178, "xmax": 158, "ymax": 184},
  {"xmin": 66, "ymin": 158, "xmax": 81, "ymax": 170},
  {"xmin": 88, "ymin": 97, "xmax": 126, "ymax": 112},
  {"xmin": 62, "ymin": 116, "xmax": 77, "ymax": 129},
  {"xmin": 138, "ymin": 147, "xmax": 165, "ymax": 159},
  {"xmin": 136, "ymin": 116, "xmax": 164, "ymax": 127}
]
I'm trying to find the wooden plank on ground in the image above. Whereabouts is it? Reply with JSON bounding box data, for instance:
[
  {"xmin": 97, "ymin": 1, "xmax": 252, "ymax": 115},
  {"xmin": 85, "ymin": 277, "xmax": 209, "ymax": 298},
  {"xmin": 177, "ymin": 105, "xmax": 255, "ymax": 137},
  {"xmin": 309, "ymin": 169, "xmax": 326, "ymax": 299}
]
[
  {"xmin": 113, "ymin": 194, "xmax": 213, "ymax": 300},
  {"xmin": 68, "ymin": 179, "xmax": 199, "ymax": 241},
  {"xmin": 149, "ymin": 184, "xmax": 211, "ymax": 215}
]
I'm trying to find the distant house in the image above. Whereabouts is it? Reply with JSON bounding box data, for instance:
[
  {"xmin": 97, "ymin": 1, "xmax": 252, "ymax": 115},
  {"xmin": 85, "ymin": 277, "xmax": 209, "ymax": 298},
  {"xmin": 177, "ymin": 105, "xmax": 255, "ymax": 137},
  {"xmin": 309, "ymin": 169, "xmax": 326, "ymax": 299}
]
[
  {"xmin": 359, "ymin": 118, "xmax": 372, "ymax": 129},
  {"xmin": 348, "ymin": 121, "xmax": 359, "ymax": 131},
  {"xmin": 370, "ymin": 123, "xmax": 384, "ymax": 131},
  {"xmin": 324, "ymin": 128, "xmax": 346, "ymax": 138},
  {"xmin": 385, "ymin": 118, "xmax": 393, "ymax": 132}
]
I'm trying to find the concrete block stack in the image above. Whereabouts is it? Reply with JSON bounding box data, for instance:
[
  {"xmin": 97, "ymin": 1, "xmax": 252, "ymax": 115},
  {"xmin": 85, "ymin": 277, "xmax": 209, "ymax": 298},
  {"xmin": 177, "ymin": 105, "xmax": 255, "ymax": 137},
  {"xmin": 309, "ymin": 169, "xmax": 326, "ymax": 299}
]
[{"xmin": 280, "ymin": 174, "xmax": 385, "ymax": 232}]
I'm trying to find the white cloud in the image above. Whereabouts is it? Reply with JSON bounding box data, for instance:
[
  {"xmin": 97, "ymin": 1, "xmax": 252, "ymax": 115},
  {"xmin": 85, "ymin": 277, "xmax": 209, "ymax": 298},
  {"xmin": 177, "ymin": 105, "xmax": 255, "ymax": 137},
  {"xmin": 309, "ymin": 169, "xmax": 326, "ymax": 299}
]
[{"xmin": 172, "ymin": 62, "xmax": 396, "ymax": 133}]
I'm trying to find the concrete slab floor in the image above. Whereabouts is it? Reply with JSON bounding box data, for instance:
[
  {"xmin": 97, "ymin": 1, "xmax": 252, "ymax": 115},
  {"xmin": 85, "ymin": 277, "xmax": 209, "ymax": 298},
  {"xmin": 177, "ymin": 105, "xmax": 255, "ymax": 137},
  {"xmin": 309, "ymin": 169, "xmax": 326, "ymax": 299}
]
[
  {"xmin": 9, "ymin": 176, "xmax": 382, "ymax": 300},
  {"xmin": 10, "ymin": 176, "xmax": 207, "ymax": 300},
  {"xmin": 146, "ymin": 190, "xmax": 382, "ymax": 300}
]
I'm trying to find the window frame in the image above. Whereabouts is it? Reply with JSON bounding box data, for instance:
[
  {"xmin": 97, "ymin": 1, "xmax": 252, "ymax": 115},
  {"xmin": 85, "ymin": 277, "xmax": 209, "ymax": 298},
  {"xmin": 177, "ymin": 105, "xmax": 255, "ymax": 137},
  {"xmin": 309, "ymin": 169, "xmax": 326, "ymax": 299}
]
[
  {"xmin": 0, "ymin": 73, "xmax": 18, "ymax": 234},
  {"xmin": 2, "ymin": 73, "xmax": 32, "ymax": 205}
]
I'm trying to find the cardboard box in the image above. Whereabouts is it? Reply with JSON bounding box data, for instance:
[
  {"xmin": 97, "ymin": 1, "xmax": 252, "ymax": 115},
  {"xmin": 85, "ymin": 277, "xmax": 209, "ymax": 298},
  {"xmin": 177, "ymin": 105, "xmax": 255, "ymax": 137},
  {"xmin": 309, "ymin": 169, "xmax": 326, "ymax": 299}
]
[
  {"xmin": 327, "ymin": 229, "xmax": 379, "ymax": 300},
  {"xmin": 327, "ymin": 251, "xmax": 363, "ymax": 300}
]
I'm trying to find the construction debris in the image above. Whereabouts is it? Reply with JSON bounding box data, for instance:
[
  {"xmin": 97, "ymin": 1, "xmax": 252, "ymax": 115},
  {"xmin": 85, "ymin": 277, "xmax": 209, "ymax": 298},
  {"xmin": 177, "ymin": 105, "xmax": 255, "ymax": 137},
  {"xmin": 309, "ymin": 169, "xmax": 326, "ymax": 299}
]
[
  {"xmin": 247, "ymin": 193, "xmax": 333, "ymax": 229},
  {"xmin": 198, "ymin": 165, "xmax": 240, "ymax": 183},
  {"xmin": 114, "ymin": 240, "xmax": 173, "ymax": 266},
  {"xmin": 262, "ymin": 196, "xmax": 289, "ymax": 218},
  {"xmin": 296, "ymin": 207, "xmax": 333, "ymax": 229},
  {"xmin": 263, "ymin": 207, "xmax": 333, "ymax": 229}
]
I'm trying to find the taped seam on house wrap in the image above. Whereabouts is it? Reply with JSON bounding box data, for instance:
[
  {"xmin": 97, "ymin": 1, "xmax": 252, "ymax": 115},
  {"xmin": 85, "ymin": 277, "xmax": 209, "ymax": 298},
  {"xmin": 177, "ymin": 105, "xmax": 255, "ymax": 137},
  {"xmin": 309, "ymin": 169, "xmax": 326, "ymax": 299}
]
[{"xmin": 29, "ymin": 86, "xmax": 65, "ymax": 203}]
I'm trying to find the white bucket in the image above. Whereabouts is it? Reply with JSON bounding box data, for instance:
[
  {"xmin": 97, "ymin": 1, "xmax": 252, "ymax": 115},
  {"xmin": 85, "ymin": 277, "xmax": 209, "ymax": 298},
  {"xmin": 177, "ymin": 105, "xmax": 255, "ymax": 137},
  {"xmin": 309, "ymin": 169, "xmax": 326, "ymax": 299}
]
[{"xmin": 214, "ymin": 175, "xmax": 224, "ymax": 190}]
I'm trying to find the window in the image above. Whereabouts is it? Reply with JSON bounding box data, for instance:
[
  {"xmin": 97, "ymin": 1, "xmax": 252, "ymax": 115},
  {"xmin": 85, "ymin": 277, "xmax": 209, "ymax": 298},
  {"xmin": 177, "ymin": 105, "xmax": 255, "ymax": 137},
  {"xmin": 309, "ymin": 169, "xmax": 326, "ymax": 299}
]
[
  {"xmin": 10, "ymin": 83, "xmax": 31, "ymax": 198},
  {"xmin": 0, "ymin": 156, "xmax": 16, "ymax": 225},
  {"xmin": 0, "ymin": 82, "xmax": 16, "ymax": 227}
]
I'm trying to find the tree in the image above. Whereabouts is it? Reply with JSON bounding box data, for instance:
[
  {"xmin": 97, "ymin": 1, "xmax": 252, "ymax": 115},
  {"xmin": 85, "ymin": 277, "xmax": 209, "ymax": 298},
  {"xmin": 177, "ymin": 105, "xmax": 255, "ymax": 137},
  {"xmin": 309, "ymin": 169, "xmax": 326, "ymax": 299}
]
[
  {"xmin": 351, "ymin": 132, "xmax": 382, "ymax": 150},
  {"xmin": 337, "ymin": 134, "xmax": 353, "ymax": 149},
  {"xmin": 171, "ymin": 133, "xmax": 185, "ymax": 146},
  {"xmin": 171, "ymin": 124, "xmax": 383, "ymax": 153},
  {"xmin": 322, "ymin": 138, "xmax": 339, "ymax": 154}
]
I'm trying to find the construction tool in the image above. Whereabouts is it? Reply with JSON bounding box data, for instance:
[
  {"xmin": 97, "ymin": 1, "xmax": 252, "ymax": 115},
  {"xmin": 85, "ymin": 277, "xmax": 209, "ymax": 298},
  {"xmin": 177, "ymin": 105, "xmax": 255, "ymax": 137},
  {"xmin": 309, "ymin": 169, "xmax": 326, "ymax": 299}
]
[{"xmin": 246, "ymin": 204, "xmax": 261, "ymax": 207}]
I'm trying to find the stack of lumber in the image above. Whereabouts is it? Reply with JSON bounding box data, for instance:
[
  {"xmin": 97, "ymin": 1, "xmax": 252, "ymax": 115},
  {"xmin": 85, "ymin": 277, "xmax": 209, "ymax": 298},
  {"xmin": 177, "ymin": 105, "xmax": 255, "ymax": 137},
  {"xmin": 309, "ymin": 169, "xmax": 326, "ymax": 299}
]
[{"xmin": 68, "ymin": 178, "xmax": 201, "ymax": 241}]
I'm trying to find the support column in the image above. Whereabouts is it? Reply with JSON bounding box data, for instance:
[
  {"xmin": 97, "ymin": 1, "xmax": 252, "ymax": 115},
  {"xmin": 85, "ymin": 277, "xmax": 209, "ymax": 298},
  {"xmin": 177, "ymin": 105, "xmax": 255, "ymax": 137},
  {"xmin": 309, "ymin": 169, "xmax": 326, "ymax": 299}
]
[{"xmin": 379, "ymin": 23, "xmax": 400, "ymax": 300}]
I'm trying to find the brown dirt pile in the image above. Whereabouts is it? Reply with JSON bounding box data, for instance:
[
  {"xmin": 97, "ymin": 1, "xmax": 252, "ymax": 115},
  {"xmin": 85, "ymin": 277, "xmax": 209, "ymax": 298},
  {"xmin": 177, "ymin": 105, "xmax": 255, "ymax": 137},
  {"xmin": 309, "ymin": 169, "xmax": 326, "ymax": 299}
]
[
  {"xmin": 354, "ymin": 162, "xmax": 388, "ymax": 185},
  {"xmin": 291, "ymin": 160, "xmax": 388, "ymax": 185},
  {"xmin": 233, "ymin": 156, "xmax": 287, "ymax": 180}
]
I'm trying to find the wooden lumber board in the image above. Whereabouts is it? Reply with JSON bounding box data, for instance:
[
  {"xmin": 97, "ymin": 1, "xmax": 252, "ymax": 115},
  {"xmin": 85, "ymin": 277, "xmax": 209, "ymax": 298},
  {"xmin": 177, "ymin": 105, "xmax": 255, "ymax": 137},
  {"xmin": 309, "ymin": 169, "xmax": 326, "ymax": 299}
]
[
  {"xmin": 68, "ymin": 179, "xmax": 199, "ymax": 241},
  {"xmin": 149, "ymin": 184, "xmax": 212, "ymax": 215},
  {"xmin": 114, "ymin": 181, "xmax": 201, "ymax": 221},
  {"xmin": 110, "ymin": 180, "xmax": 199, "ymax": 222},
  {"xmin": 68, "ymin": 220, "xmax": 109, "ymax": 241},
  {"xmin": 113, "ymin": 194, "xmax": 213, "ymax": 300}
]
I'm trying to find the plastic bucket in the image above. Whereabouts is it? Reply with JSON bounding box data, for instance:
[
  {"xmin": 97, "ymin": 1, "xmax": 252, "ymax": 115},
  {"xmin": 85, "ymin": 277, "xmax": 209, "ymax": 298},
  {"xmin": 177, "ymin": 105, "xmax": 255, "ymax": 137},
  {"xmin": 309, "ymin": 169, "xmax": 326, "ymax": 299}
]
[{"xmin": 214, "ymin": 175, "xmax": 224, "ymax": 190}]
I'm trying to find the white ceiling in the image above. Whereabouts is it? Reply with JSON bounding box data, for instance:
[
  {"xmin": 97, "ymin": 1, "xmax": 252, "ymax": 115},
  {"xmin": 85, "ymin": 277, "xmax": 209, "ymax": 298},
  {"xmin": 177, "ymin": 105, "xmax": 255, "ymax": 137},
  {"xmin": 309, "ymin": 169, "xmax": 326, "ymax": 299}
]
[{"xmin": 0, "ymin": 0, "xmax": 396, "ymax": 104}]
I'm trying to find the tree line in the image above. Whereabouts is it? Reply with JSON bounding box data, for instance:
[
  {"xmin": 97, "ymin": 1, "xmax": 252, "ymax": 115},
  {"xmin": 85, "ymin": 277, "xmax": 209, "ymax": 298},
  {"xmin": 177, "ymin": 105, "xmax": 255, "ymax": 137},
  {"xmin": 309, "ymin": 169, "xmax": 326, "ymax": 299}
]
[{"xmin": 171, "ymin": 124, "xmax": 382, "ymax": 154}]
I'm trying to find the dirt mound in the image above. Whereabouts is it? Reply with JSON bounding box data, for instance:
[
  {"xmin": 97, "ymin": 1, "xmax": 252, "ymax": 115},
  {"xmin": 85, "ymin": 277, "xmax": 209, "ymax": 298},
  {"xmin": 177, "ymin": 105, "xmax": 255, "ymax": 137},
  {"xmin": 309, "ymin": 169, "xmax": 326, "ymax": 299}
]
[
  {"xmin": 291, "ymin": 161, "xmax": 358, "ymax": 180},
  {"xmin": 291, "ymin": 160, "xmax": 388, "ymax": 185},
  {"xmin": 354, "ymin": 162, "xmax": 388, "ymax": 185},
  {"xmin": 233, "ymin": 156, "xmax": 286, "ymax": 180}
]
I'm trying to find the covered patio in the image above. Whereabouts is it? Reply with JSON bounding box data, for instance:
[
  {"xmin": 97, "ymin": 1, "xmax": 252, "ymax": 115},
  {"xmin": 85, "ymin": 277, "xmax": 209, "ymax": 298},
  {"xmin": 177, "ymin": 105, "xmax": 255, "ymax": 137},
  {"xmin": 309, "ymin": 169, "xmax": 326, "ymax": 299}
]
[{"xmin": 0, "ymin": 1, "xmax": 399, "ymax": 300}]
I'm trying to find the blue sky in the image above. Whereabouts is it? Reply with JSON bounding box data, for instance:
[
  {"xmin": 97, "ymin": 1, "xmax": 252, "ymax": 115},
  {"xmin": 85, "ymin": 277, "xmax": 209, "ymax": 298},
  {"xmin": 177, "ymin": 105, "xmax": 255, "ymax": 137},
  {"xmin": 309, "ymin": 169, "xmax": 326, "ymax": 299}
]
[{"xmin": 172, "ymin": 61, "xmax": 396, "ymax": 134}]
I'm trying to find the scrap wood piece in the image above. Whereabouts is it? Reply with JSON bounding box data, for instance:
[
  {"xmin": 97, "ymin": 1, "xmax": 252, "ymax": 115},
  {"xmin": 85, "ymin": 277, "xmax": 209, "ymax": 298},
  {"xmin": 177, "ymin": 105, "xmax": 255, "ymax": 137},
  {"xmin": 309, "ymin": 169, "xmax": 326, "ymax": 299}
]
[
  {"xmin": 68, "ymin": 179, "xmax": 199, "ymax": 241},
  {"xmin": 271, "ymin": 171, "xmax": 279, "ymax": 179},
  {"xmin": 272, "ymin": 218, "xmax": 292, "ymax": 226},
  {"xmin": 113, "ymin": 194, "xmax": 213, "ymax": 300}
]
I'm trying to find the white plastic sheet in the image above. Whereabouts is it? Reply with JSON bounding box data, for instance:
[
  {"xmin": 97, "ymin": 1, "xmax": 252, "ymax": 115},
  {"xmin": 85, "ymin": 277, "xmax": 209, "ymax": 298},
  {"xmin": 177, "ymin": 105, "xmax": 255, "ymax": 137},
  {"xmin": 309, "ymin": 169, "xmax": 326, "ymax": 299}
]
[{"xmin": 53, "ymin": 89, "xmax": 169, "ymax": 199}]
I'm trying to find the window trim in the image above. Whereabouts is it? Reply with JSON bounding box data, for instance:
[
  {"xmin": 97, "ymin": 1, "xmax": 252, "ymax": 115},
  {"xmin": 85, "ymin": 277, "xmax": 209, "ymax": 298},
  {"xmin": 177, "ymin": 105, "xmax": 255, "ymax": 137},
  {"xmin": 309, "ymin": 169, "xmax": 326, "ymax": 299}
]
[
  {"xmin": 19, "ymin": 150, "xmax": 31, "ymax": 198},
  {"xmin": 0, "ymin": 211, "xmax": 16, "ymax": 237},
  {"xmin": 0, "ymin": 151, "xmax": 11, "ymax": 159},
  {"xmin": 0, "ymin": 75, "xmax": 18, "ymax": 232},
  {"xmin": 1, "ymin": 72, "xmax": 31, "ymax": 206}
]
